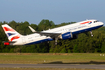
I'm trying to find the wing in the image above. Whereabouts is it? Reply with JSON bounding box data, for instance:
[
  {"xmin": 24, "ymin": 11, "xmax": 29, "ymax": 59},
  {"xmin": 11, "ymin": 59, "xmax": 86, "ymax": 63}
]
[
  {"xmin": 28, "ymin": 26, "xmax": 61, "ymax": 38},
  {"xmin": 35, "ymin": 32, "xmax": 61, "ymax": 38}
]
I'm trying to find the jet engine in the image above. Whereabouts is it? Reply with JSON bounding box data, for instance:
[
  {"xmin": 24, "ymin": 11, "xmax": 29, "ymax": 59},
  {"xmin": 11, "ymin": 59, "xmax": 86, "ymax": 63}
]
[{"xmin": 58, "ymin": 32, "xmax": 78, "ymax": 40}]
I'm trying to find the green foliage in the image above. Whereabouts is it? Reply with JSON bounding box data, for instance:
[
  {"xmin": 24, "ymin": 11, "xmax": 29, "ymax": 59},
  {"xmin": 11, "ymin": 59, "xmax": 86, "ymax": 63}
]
[
  {"xmin": 73, "ymin": 44, "xmax": 79, "ymax": 53},
  {"xmin": 0, "ymin": 19, "xmax": 105, "ymax": 53},
  {"xmin": 68, "ymin": 49, "xmax": 71, "ymax": 53},
  {"xmin": 101, "ymin": 42, "xmax": 105, "ymax": 53},
  {"xmin": 38, "ymin": 19, "xmax": 55, "ymax": 31},
  {"xmin": 60, "ymin": 48, "xmax": 66, "ymax": 53}
]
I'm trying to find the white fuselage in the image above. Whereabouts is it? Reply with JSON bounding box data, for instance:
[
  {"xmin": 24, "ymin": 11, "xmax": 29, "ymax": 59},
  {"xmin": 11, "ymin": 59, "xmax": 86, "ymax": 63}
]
[{"xmin": 12, "ymin": 19, "xmax": 104, "ymax": 45}]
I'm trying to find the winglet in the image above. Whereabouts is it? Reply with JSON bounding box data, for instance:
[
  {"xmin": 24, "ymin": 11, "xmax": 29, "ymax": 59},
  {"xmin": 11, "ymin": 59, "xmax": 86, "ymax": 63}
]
[{"xmin": 28, "ymin": 26, "xmax": 36, "ymax": 32}]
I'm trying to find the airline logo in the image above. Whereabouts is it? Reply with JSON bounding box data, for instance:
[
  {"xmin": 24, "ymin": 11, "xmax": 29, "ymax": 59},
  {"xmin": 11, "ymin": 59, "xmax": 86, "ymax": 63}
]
[
  {"xmin": 3, "ymin": 27, "xmax": 20, "ymax": 41},
  {"xmin": 9, "ymin": 35, "xmax": 20, "ymax": 41},
  {"xmin": 80, "ymin": 21, "xmax": 92, "ymax": 25},
  {"xmin": 7, "ymin": 33, "xmax": 16, "ymax": 36}
]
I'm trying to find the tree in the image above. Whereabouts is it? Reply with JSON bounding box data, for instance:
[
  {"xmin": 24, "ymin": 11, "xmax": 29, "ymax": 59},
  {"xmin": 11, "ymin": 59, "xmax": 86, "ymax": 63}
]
[
  {"xmin": 38, "ymin": 19, "xmax": 55, "ymax": 31},
  {"xmin": 73, "ymin": 44, "xmax": 79, "ymax": 53}
]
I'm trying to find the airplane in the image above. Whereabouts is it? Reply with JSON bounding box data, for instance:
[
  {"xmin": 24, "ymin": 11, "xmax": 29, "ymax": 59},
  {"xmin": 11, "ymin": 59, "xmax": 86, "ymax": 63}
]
[{"xmin": 1, "ymin": 19, "xmax": 104, "ymax": 45}]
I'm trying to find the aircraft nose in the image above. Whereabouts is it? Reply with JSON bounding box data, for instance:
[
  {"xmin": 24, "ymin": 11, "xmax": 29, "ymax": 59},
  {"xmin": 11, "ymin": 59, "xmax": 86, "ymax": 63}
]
[
  {"xmin": 101, "ymin": 22, "xmax": 104, "ymax": 26},
  {"xmin": 98, "ymin": 22, "xmax": 104, "ymax": 26}
]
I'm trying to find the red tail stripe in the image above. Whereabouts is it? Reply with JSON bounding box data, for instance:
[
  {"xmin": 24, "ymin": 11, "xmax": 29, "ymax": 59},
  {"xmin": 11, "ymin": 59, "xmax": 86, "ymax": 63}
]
[
  {"xmin": 3, "ymin": 27, "xmax": 15, "ymax": 32},
  {"xmin": 10, "ymin": 35, "xmax": 20, "ymax": 41}
]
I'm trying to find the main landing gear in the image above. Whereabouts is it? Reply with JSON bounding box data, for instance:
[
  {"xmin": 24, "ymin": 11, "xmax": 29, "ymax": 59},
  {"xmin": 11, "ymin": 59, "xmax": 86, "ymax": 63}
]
[
  {"xmin": 55, "ymin": 38, "xmax": 58, "ymax": 45},
  {"xmin": 90, "ymin": 31, "xmax": 93, "ymax": 37}
]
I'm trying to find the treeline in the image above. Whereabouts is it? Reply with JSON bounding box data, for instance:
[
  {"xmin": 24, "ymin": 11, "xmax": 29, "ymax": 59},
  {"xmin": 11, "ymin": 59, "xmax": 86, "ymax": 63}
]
[{"xmin": 0, "ymin": 19, "xmax": 105, "ymax": 53}]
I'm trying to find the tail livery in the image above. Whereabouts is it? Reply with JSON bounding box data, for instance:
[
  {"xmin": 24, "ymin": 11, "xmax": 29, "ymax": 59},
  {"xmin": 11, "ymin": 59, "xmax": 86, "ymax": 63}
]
[{"xmin": 2, "ymin": 24, "xmax": 21, "ymax": 45}]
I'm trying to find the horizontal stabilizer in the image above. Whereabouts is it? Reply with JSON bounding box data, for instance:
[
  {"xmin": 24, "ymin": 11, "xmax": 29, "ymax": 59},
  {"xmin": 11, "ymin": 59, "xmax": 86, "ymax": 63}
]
[
  {"xmin": 3, "ymin": 41, "xmax": 16, "ymax": 45},
  {"xmin": 2, "ymin": 41, "xmax": 16, "ymax": 43}
]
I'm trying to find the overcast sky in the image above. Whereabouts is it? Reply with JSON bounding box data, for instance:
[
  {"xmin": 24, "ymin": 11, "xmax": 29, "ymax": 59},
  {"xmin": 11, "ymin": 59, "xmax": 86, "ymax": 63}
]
[{"xmin": 0, "ymin": 0, "xmax": 105, "ymax": 25}]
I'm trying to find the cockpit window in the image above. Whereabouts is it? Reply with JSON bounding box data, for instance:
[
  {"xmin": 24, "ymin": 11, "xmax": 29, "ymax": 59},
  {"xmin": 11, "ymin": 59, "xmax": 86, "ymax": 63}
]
[{"xmin": 94, "ymin": 21, "xmax": 98, "ymax": 23}]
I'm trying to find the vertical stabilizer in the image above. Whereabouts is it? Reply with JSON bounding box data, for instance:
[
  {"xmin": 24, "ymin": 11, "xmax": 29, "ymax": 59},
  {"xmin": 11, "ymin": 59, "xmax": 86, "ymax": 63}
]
[{"xmin": 2, "ymin": 24, "xmax": 22, "ymax": 41}]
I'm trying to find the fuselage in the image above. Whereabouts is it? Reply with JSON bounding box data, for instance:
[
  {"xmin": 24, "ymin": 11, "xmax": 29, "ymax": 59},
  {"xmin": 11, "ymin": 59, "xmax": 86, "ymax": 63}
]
[{"xmin": 9, "ymin": 19, "xmax": 104, "ymax": 45}]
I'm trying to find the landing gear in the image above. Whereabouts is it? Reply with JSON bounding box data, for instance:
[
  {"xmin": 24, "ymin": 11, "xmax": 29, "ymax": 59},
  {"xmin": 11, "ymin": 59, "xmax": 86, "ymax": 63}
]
[
  {"xmin": 90, "ymin": 31, "xmax": 93, "ymax": 37},
  {"xmin": 48, "ymin": 41, "xmax": 49, "ymax": 43},
  {"xmin": 55, "ymin": 38, "xmax": 58, "ymax": 45}
]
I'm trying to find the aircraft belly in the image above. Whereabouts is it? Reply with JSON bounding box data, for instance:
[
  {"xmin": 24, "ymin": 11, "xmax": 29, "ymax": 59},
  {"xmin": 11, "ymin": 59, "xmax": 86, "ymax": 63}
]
[{"xmin": 24, "ymin": 36, "xmax": 48, "ymax": 45}]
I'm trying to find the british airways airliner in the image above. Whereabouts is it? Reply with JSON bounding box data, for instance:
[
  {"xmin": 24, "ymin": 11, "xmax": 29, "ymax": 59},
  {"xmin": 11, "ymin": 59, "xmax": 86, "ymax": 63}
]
[{"xmin": 2, "ymin": 19, "xmax": 104, "ymax": 45}]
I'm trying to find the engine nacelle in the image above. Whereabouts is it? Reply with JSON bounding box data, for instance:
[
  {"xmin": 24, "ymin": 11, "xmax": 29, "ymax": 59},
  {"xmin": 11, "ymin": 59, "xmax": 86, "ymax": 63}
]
[
  {"xmin": 59, "ymin": 32, "xmax": 78, "ymax": 40},
  {"xmin": 59, "ymin": 32, "xmax": 73, "ymax": 40}
]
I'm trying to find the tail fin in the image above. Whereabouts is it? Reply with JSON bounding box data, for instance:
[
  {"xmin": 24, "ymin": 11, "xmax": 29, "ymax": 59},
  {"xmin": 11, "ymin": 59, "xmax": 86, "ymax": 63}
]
[{"xmin": 2, "ymin": 24, "xmax": 22, "ymax": 41}]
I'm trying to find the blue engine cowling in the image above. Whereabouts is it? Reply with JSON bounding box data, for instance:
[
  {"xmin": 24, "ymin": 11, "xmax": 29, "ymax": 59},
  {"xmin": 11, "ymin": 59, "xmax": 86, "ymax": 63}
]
[
  {"xmin": 62, "ymin": 32, "xmax": 72, "ymax": 40},
  {"xmin": 61, "ymin": 32, "xmax": 78, "ymax": 40}
]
